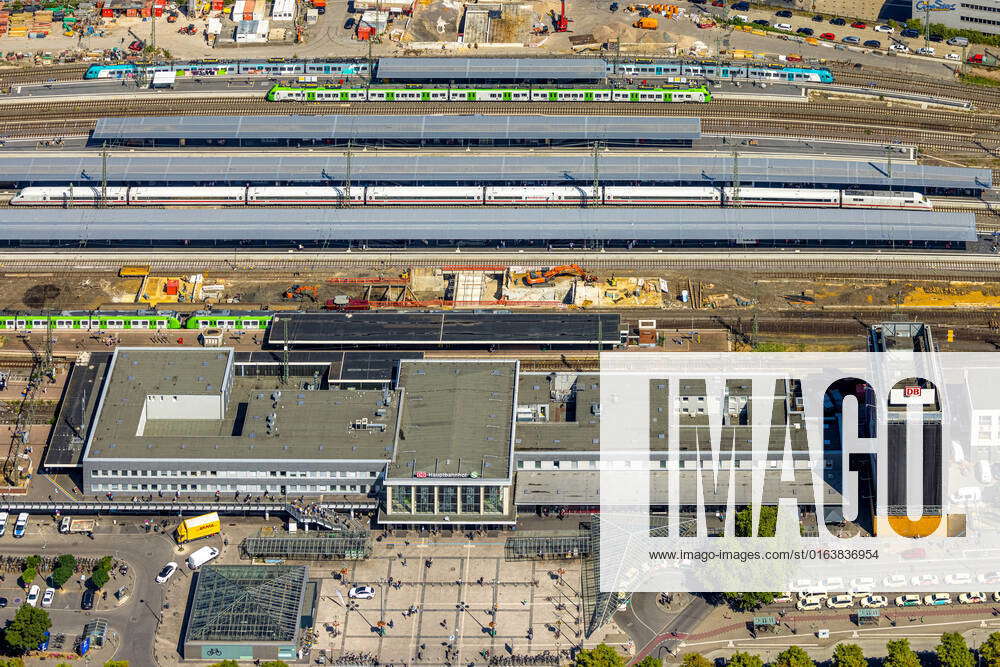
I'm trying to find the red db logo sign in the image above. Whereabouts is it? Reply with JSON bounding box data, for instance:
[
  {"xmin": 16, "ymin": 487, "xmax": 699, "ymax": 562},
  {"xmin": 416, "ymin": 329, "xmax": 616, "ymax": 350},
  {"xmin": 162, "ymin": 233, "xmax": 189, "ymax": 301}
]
[{"xmin": 904, "ymin": 385, "xmax": 922, "ymax": 397}]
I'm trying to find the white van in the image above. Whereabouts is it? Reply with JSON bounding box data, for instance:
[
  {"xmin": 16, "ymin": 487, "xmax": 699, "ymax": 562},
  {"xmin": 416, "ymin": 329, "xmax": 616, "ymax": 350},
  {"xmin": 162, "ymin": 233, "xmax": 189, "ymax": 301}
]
[
  {"xmin": 947, "ymin": 36, "xmax": 969, "ymax": 46},
  {"xmin": 186, "ymin": 546, "xmax": 220, "ymax": 570},
  {"xmin": 13, "ymin": 513, "xmax": 28, "ymax": 538},
  {"xmin": 0, "ymin": 512, "xmax": 8, "ymax": 537},
  {"xmin": 980, "ymin": 461, "xmax": 993, "ymax": 485}
]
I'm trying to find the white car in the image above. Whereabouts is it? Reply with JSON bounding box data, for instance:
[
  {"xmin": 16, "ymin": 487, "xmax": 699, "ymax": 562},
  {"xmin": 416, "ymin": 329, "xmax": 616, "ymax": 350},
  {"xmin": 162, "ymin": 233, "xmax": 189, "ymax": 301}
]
[
  {"xmin": 946, "ymin": 53, "xmax": 961, "ymax": 60},
  {"xmin": 945, "ymin": 573, "xmax": 972, "ymax": 585},
  {"xmin": 791, "ymin": 579, "xmax": 815, "ymax": 593},
  {"xmin": 26, "ymin": 585, "xmax": 40, "ymax": 607},
  {"xmin": 776, "ymin": 22, "xmax": 792, "ymax": 30},
  {"xmin": 849, "ymin": 577, "xmax": 874, "ymax": 596},
  {"xmin": 874, "ymin": 24, "xmax": 895, "ymax": 33},
  {"xmin": 797, "ymin": 595, "xmax": 824, "ymax": 611},
  {"xmin": 861, "ymin": 595, "xmax": 888, "ymax": 608},
  {"xmin": 883, "ymin": 574, "xmax": 908, "ymax": 588},
  {"xmin": 912, "ymin": 574, "xmax": 939, "ymax": 586},
  {"xmin": 155, "ymin": 562, "xmax": 178, "ymax": 584},
  {"xmin": 978, "ymin": 571, "xmax": 1000, "ymax": 585},
  {"xmin": 821, "ymin": 577, "xmax": 844, "ymax": 592},
  {"xmin": 827, "ymin": 594, "xmax": 854, "ymax": 609},
  {"xmin": 917, "ymin": 46, "xmax": 935, "ymax": 55},
  {"xmin": 993, "ymin": 592, "xmax": 1000, "ymax": 603},
  {"xmin": 925, "ymin": 593, "xmax": 952, "ymax": 606},
  {"xmin": 348, "ymin": 586, "xmax": 375, "ymax": 600},
  {"xmin": 41, "ymin": 588, "xmax": 54, "ymax": 608},
  {"xmin": 890, "ymin": 43, "xmax": 909, "ymax": 52},
  {"xmin": 959, "ymin": 592, "xmax": 986, "ymax": 604},
  {"xmin": 895, "ymin": 594, "xmax": 922, "ymax": 607}
]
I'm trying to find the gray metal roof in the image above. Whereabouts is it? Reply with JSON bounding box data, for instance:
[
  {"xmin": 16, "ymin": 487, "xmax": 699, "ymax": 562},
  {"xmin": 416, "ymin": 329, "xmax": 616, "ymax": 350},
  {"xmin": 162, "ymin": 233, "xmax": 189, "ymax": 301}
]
[
  {"xmin": 0, "ymin": 208, "xmax": 975, "ymax": 242},
  {"xmin": 376, "ymin": 57, "xmax": 607, "ymax": 81},
  {"xmin": 1, "ymin": 154, "xmax": 989, "ymax": 189},
  {"xmin": 90, "ymin": 115, "xmax": 701, "ymax": 141}
]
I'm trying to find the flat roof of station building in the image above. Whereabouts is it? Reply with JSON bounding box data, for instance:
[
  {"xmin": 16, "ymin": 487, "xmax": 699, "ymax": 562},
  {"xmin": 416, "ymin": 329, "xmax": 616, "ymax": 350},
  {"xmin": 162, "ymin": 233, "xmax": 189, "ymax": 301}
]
[
  {"xmin": 90, "ymin": 115, "xmax": 701, "ymax": 142},
  {"xmin": 82, "ymin": 347, "xmax": 400, "ymax": 462},
  {"xmin": 267, "ymin": 312, "xmax": 622, "ymax": 346},
  {"xmin": 3, "ymin": 154, "xmax": 989, "ymax": 190},
  {"xmin": 0, "ymin": 208, "xmax": 976, "ymax": 243},
  {"xmin": 375, "ymin": 57, "xmax": 607, "ymax": 81}
]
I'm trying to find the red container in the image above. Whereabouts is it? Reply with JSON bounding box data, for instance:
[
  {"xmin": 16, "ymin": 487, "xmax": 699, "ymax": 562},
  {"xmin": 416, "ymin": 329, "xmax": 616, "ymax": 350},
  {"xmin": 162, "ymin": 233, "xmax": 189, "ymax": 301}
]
[
  {"xmin": 101, "ymin": 7, "xmax": 113, "ymax": 15},
  {"xmin": 165, "ymin": 279, "xmax": 179, "ymax": 295},
  {"xmin": 153, "ymin": 6, "xmax": 162, "ymax": 15},
  {"xmin": 357, "ymin": 24, "xmax": 373, "ymax": 39},
  {"xmin": 140, "ymin": 7, "xmax": 150, "ymax": 16},
  {"xmin": 242, "ymin": 11, "xmax": 252, "ymax": 19},
  {"xmin": 211, "ymin": 0, "xmax": 222, "ymax": 9}
]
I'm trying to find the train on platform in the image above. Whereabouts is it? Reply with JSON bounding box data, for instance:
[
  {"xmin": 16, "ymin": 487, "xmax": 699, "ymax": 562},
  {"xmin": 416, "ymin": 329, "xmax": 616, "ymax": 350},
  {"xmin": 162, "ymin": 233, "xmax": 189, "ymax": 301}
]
[
  {"xmin": 607, "ymin": 61, "xmax": 834, "ymax": 83},
  {"xmin": 84, "ymin": 59, "xmax": 370, "ymax": 79},
  {"xmin": 0, "ymin": 310, "xmax": 274, "ymax": 331},
  {"xmin": 265, "ymin": 84, "xmax": 712, "ymax": 103},
  {"xmin": 11, "ymin": 186, "xmax": 934, "ymax": 210}
]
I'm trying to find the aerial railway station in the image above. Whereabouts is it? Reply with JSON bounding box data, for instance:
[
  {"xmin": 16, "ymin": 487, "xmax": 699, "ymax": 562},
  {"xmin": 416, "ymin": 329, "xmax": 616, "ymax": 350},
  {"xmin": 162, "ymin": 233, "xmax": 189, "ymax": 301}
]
[
  {"xmin": 0, "ymin": 153, "xmax": 989, "ymax": 196},
  {"xmin": 0, "ymin": 208, "xmax": 975, "ymax": 249}
]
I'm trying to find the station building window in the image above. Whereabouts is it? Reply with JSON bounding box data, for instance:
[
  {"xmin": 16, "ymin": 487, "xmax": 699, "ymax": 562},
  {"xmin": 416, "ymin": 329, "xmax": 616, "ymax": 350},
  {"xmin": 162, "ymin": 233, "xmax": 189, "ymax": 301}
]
[
  {"xmin": 461, "ymin": 486, "xmax": 481, "ymax": 514},
  {"xmin": 439, "ymin": 486, "xmax": 458, "ymax": 514},
  {"xmin": 415, "ymin": 486, "xmax": 435, "ymax": 513},
  {"xmin": 484, "ymin": 486, "xmax": 504, "ymax": 513}
]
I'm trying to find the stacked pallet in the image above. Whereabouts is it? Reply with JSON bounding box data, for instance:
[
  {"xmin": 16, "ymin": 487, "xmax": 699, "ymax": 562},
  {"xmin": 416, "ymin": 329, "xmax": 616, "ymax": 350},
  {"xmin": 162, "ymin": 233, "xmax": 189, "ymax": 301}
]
[
  {"xmin": 0, "ymin": 10, "xmax": 8, "ymax": 37},
  {"xmin": 7, "ymin": 11, "xmax": 32, "ymax": 37},
  {"xmin": 31, "ymin": 8, "xmax": 52, "ymax": 37}
]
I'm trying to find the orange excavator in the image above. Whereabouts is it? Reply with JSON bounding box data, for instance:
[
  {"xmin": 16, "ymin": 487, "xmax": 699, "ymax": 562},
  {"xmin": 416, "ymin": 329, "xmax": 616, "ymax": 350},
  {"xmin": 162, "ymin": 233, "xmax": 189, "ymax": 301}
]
[
  {"xmin": 524, "ymin": 264, "xmax": 591, "ymax": 287},
  {"xmin": 283, "ymin": 285, "xmax": 319, "ymax": 301}
]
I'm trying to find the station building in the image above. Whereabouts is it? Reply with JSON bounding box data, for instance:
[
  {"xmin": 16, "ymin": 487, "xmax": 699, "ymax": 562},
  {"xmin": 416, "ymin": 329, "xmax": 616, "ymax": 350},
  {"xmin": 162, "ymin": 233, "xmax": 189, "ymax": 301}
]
[
  {"xmin": 910, "ymin": 0, "xmax": 1000, "ymax": 36},
  {"xmin": 70, "ymin": 337, "xmax": 842, "ymax": 529}
]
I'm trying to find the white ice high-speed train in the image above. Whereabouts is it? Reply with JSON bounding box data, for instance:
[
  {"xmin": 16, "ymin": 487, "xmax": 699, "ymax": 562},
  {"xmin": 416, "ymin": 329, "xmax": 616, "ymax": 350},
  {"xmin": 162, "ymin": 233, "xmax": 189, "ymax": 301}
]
[{"xmin": 10, "ymin": 186, "xmax": 933, "ymax": 210}]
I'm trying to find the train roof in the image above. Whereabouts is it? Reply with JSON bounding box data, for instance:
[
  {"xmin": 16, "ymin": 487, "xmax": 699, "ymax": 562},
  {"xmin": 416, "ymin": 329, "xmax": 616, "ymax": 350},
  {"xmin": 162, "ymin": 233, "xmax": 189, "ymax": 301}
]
[
  {"xmin": 91, "ymin": 115, "xmax": 702, "ymax": 142},
  {"xmin": 1, "ymin": 154, "xmax": 989, "ymax": 190},
  {"xmin": 375, "ymin": 57, "xmax": 607, "ymax": 81},
  {"xmin": 0, "ymin": 208, "xmax": 975, "ymax": 243}
]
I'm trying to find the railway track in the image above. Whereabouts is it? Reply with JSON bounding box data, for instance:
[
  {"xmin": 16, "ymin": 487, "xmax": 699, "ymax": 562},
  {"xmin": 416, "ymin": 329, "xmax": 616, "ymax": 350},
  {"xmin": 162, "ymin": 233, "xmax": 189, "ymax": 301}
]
[
  {"xmin": 827, "ymin": 66, "xmax": 1000, "ymax": 111},
  {"xmin": 0, "ymin": 64, "xmax": 89, "ymax": 89}
]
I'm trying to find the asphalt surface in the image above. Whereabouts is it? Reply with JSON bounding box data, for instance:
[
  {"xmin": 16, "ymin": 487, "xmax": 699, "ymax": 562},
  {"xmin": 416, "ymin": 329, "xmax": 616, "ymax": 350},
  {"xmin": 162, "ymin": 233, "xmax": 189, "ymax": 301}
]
[
  {"xmin": 0, "ymin": 518, "xmax": 181, "ymax": 665},
  {"xmin": 615, "ymin": 592, "xmax": 716, "ymax": 660}
]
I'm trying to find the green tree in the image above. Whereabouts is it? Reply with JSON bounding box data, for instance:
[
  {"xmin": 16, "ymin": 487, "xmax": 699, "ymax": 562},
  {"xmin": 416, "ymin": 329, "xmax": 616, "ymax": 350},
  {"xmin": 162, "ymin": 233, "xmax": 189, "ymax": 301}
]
[
  {"xmin": 682, "ymin": 654, "xmax": 713, "ymax": 667},
  {"xmin": 209, "ymin": 662, "xmax": 241, "ymax": 667},
  {"xmin": 636, "ymin": 658, "xmax": 662, "ymax": 667},
  {"xmin": 979, "ymin": 632, "xmax": 1000, "ymax": 667},
  {"xmin": 19, "ymin": 568, "xmax": 36, "ymax": 587},
  {"xmin": 104, "ymin": 661, "xmax": 129, "ymax": 667},
  {"xmin": 574, "ymin": 644, "xmax": 626, "ymax": 667},
  {"xmin": 728, "ymin": 652, "xmax": 765, "ymax": 667},
  {"xmin": 90, "ymin": 567, "xmax": 109, "ymax": 589},
  {"xmin": 260, "ymin": 662, "xmax": 290, "ymax": 667},
  {"xmin": 774, "ymin": 645, "xmax": 813, "ymax": 667},
  {"xmin": 97, "ymin": 556, "xmax": 113, "ymax": 571},
  {"xmin": 723, "ymin": 592, "xmax": 776, "ymax": 611},
  {"xmin": 735, "ymin": 505, "xmax": 777, "ymax": 537},
  {"xmin": 2, "ymin": 605, "xmax": 52, "ymax": 654},
  {"xmin": 885, "ymin": 639, "xmax": 921, "ymax": 667},
  {"xmin": 0, "ymin": 659, "xmax": 26, "ymax": 667},
  {"xmin": 50, "ymin": 556, "xmax": 76, "ymax": 589},
  {"xmin": 937, "ymin": 632, "xmax": 974, "ymax": 667},
  {"xmin": 24, "ymin": 556, "xmax": 41, "ymax": 571},
  {"xmin": 832, "ymin": 643, "xmax": 866, "ymax": 667}
]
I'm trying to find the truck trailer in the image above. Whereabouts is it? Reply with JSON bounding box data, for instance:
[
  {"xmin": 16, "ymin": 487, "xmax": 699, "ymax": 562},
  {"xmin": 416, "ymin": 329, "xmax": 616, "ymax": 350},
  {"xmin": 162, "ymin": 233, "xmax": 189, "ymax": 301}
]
[{"xmin": 175, "ymin": 512, "xmax": 221, "ymax": 544}]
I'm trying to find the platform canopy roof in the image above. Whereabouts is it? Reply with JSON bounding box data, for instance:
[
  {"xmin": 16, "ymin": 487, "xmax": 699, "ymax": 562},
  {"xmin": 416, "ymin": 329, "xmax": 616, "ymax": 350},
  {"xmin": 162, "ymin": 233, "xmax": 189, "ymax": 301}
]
[{"xmin": 375, "ymin": 57, "xmax": 607, "ymax": 81}]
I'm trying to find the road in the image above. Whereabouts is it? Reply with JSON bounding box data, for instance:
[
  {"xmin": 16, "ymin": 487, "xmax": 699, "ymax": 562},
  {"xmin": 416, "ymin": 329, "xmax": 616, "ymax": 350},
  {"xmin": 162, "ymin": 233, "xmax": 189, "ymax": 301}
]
[
  {"xmin": 616, "ymin": 592, "xmax": 715, "ymax": 661},
  {"xmin": 0, "ymin": 520, "xmax": 181, "ymax": 664}
]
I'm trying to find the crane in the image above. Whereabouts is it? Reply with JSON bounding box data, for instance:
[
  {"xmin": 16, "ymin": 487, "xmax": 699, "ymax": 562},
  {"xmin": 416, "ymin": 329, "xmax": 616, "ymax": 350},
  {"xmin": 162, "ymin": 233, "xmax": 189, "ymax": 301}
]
[{"xmin": 553, "ymin": 0, "xmax": 570, "ymax": 32}]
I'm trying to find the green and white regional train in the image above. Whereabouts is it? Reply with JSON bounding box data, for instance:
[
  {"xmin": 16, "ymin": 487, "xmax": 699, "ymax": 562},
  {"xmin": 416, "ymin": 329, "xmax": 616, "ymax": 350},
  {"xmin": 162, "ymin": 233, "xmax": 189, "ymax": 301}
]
[
  {"xmin": 0, "ymin": 311, "xmax": 275, "ymax": 332},
  {"xmin": 266, "ymin": 84, "xmax": 712, "ymax": 103}
]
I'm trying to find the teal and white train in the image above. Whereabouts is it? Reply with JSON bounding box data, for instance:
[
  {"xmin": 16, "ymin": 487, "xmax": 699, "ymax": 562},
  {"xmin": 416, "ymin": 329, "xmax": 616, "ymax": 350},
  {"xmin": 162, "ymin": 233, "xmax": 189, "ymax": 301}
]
[
  {"xmin": 265, "ymin": 84, "xmax": 712, "ymax": 103},
  {"xmin": 0, "ymin": 310, "xmax": 276, "ymax": 332}
]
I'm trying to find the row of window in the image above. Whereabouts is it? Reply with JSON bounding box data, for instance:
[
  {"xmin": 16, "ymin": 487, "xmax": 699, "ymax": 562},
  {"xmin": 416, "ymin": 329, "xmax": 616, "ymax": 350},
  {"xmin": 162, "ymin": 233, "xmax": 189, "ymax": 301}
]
[
  {"xmin": 389, "ymin": 485, "xmax": 505, "ymax": 515},
  {"xmin": 961, "ymin": 14, "xmax": 1000, "ymax": 24},
  {"xmin": 92, "ymin": 483, "xmax": 367, "ymax": 493},
  {"xmin": 518, "ymin": 459, "xmax": 818, "ymax": 470},
  {"xmin": 92, "ymin": 469, "xmax": 378, "ymax": 479},
  {"xmin": 962, "ymin": 2, "xmax": 1000, "ymax": 12}
]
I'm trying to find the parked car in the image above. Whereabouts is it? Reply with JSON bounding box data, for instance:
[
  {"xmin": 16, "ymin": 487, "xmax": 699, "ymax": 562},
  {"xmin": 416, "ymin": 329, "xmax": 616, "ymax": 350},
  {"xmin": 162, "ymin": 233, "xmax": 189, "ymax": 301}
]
[
  {"xmin": 917, "ymin": 46, "xmax": 935, "ymax": 55},
  {"xmin": 929, "ymin": 33, "xmax": 943, "ymax": 41},
  {"xmin": 344, "ymin": 17, "xmax": 355, "ymax": 28},
  {"xmin": 349, "ymin": 586, "xmax": 376, "ymax": 600},
  {"xmin": 895, "ymin": 594, "xmax": 921, "ymax": 607},
  {"xmin": 851, "ymin": 21, "xmax": 866, "ymax": 28},
  {"xmin": 775, "ymin": 9, "xmax": 792, "ymax": 17},
  {"xmin": 827, "ymin": 594, "xmax": 854, "ymax": 609},
  {"xmin": 690, "ymin": 0, "xmax": 707, "ymax": 3},
  {"xmin": 978, "ymin": 571, "xmax": 1000, "ymax": 585},
  {"xmin": 730, "ymin": 1, "xmax": 749, "ymax": 8},
  {"xmin": 912, "ymin": 574, "xmax": 939, "ymax": 586},
  {"xmin": 711, "ymin": 0, "xmax": 724, "ymax": 5},
  {"xmin": 861, "ymin": 595, "xmax": 888, "ymax": 608},
  {"xmin": 890, "ymin": 43, "xmax": 909, "ymax": 52},
  {"xmin": 945, "ymin": 573, "xmax": 972, "ymax": 585},
  {"xmin": 812, "ymin": 14, "xmax": 825, "ymax": 21},
  {"xmin": 959, "ymin": 593, "xmax": 986, "ymax": 604},
  {"xmin": 797, "ymin": 595, "xmax": 824, "ymax": 611},
  {"xmin": 901, "ymin": 28, "xmax": 920, "ymax": 38},
  {"xmin": 830, "ymin": 17, "xmax": 846, "ymax": 25},
  {"xmin": 925, "ymin": 593, "xmax": 952, "ymax": 606},
  {"xmin": 883, "ymin": 574, "xmax": 907, "ymax": 588},
  {"xmin": 81, "ymin": 589, "xmax": 94, "ymax": 610},
  {"xmin": 155, "ymin": 562, "xmax": 178, "ymax": 584},
  {"xmin": 842, "ymin": 35, "xmax": 860, "ymax": 44},
  {"xmin": 821, "ymin": 577, "xmax": 845, "ymax": 591},
  {"xmin": 186, "ymin": 547, "xmax": 219, "ymax": 570},
  {"xmin": 849, "ymin": 577, "xmax": 875, "ymax": 596},
  {"xmin": 796, "ymin": 26, "xmax": 814, "ymax": 35},
  {"xmin": 947, "ymin": 36, "xmax": 969, "ymax": 46},
  {"xmin": 0, "ymin": 597, "xmax": 8, "ymax": 608},
  {"xmin": 864, "ymin": 39, "xmax": 881, "ymax": 48},
  {"xmin": 946, "ymin": 52, "xmax": 961, "ymax": 60},
  {"xmin": 26, "ymin": 585, "xmax": 40, "ymax": 607},
  {"xmin": 12, "ymin": 513, "xmax": 28, "ymax": 538},
  {"xmin": 820, "ymin": 32, "xmax": 835, "ymax": 40},
  {"xmin": 776, "ymin": 22, "xmax": 792, "ymax": 30},
  {"xmin": 41, "ymin": 588, "xmax": 54, "ymax": 608},
  {"xmin": 874, "ymin": 24, "xmax": 894, "ymax": 33},
  {"xmin": 752, "ymin": 19, "xmax": 770, "ymax": 26}
]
